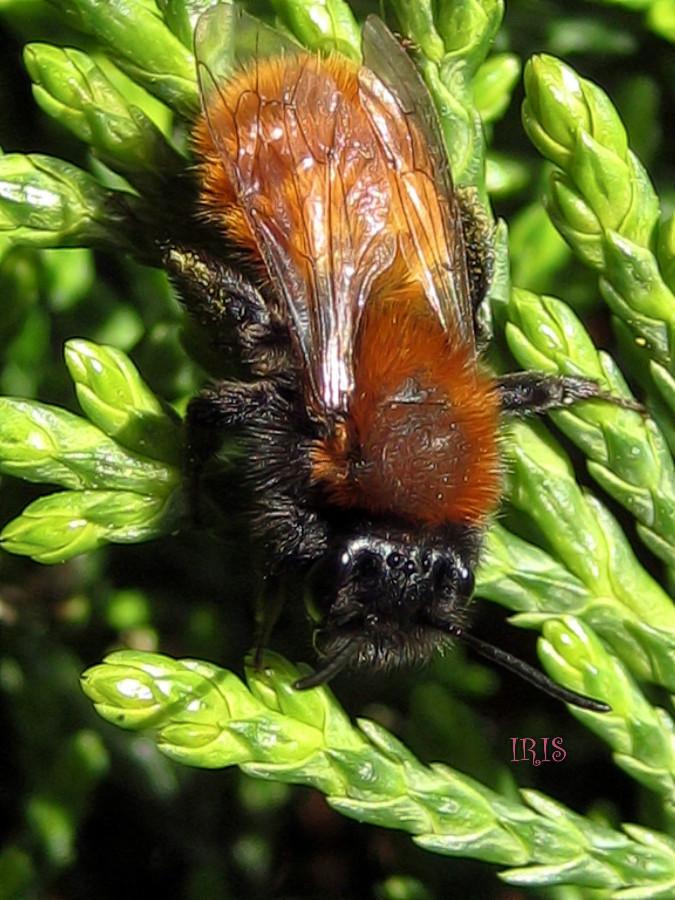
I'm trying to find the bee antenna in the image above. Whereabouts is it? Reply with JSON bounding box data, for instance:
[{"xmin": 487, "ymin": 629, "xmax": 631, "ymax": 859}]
[
  {"xmin": 294, "ymin": 637, "xmax": 361, "ymax": 690},
  {"xmin": 446, "ymin": 625, "xmax": 611, "ymax": 713}
]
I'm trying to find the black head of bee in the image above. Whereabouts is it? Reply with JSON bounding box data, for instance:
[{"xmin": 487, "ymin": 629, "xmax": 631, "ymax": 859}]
[{"xmin": 297, "ymin": 526, "xmax": 481, "ymax": 688}]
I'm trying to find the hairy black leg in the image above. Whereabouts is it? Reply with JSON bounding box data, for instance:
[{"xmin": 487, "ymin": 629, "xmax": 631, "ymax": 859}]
[
  {"xmin": 496, "ymin": 371, "xmax": 641, "ymax": 416},
  {"xmin": 457, "ymin": 186, "xmax": 495, "ymax": 316},
  {"xmin": 184, "ymin": 379, "xmax": 279, "ymax": 522},
  {"xmin": 164, "ymin": 245, "xmax": 276, "ymax": 345},
  {"xmin": 497, "ymin": 372, "xmax": 600, "ymax": 415},
  {"xmin": 184, "ymin": 382, "xmax": 329, "ymax": 564},
  {"xmin": 164, "ymin": 244, "xmax": 296, "ymax": 379},
  {"xmin": 253, "ymin": 572, "xmax": 286, "ymax": 669}
]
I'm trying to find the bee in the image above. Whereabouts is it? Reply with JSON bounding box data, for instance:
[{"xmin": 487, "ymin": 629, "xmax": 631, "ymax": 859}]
[{"xmin": 167, "ymin": 4, "xmax": 612, "ymax": 710}]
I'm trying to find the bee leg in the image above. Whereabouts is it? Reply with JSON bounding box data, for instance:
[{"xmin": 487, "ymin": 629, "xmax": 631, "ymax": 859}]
[
  {"xmin": 457, "ymin": 186, "xmax": 494, "ymax": 316},
  {"xmin": 253, "ymin": 572, "xmax": 286, "ymax": 669},
  {"xmin": 183, "ymin": 379, "xmax": 278, "ymax": 524},
  {"xmin": 496, "ymin": 371, "xmax": 641, "ymax": 415},
  {"xmin": 163, "ymin": 245, "xmax": 275, "ymax": 348}
]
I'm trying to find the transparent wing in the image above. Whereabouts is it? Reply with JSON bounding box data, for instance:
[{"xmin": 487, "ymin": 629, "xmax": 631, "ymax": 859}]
[
  {"xmin": 194, "ymin": 7, "xmax": 471, "ymax": 416},
  {"xmin": 359, "ymin": 16, "xmax": 474, "ymax": 346},
  {"xmin": 194, "ymin": 2, "xmax": 299, "ymax": 87},
  {"xmin": 195, "ymin": 4, "xmax": 397, "ymax": 414}
]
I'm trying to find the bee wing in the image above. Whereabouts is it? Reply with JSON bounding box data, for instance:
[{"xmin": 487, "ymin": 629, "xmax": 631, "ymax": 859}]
[
  {"xmin": 194, "ymin": 2, "xmax": 300, "ymax": 88},
  {"xmin": 195, "ymin": 4, "xmax": 398, "ymax": 414},
  {"xmin": 195, "ymin": 8, "xmax": 471, "ymax": 415},
  {"xmin": 359, "ymin": 16, "xmax": 474, "ymax": 346}
]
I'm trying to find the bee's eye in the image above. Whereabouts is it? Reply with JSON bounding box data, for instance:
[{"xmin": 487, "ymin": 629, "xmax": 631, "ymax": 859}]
[{"xmin": 456, "ymin": 564, "xmax": 474, "ymax": 598}]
